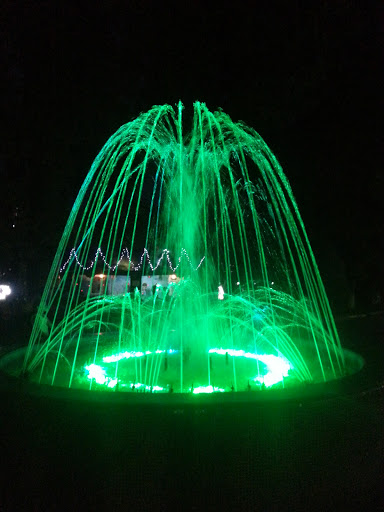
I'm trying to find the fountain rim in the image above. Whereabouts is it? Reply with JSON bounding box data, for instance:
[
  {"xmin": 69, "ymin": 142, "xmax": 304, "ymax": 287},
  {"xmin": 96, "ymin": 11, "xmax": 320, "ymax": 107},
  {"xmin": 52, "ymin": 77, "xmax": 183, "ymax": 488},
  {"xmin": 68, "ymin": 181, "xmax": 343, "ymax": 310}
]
[{"xmin": 0, "ymin": 345, "xmax": 372, "ymax": 407}]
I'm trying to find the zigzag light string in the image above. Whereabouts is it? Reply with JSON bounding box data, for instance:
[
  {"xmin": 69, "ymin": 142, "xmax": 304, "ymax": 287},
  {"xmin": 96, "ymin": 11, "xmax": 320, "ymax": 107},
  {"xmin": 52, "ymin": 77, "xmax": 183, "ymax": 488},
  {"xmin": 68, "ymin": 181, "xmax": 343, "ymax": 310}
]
[{"xmin": 60, "ymin": 248, "xmax": 205, "ymax": 273}]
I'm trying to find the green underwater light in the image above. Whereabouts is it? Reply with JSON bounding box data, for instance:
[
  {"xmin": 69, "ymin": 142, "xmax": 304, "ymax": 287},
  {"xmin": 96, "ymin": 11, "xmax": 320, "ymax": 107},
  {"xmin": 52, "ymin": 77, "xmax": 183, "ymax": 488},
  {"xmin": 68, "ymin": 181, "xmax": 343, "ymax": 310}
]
[
  {"xmin": 84, "ymin": 348, "xmax": 291, "ymax": 391},
  {"xmin": 209, "ymin": 349, "xmax": 292, "ymax": 388},
  {"xmin": 192, "ymin": 385, "xmax": 225, "ymax": 394}
]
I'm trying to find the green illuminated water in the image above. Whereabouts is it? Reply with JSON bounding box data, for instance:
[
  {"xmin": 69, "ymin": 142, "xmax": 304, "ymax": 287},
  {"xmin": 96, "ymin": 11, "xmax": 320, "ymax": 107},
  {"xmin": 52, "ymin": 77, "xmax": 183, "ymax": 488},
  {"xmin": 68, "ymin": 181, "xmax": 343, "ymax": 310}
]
[{"xmin": 23, "ymin": 102, "xmax": 345, "ymax": 393}]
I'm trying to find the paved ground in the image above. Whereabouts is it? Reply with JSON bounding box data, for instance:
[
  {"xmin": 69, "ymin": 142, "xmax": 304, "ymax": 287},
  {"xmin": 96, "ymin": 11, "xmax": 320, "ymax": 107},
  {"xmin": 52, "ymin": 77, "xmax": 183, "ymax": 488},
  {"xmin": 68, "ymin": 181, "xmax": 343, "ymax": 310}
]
[{"xmin": 0, "ymin": 310, "xmax": 383, "ymax": 511}]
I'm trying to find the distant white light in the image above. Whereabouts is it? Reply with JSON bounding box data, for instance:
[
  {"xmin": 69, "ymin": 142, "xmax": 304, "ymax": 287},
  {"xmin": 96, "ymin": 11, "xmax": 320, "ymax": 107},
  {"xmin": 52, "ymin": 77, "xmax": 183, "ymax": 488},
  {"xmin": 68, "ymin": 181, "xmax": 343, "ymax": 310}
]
[
  {"xmin": 218, "ymin": 285, "xmax": 224, "ymax": 300},
  {"xmin": 236, "ymin": 281, "xmax": 240, "ymax": 286},
  {"xmin": 0, "ymin": 285, "xmax": 12, "ymax": 300}
]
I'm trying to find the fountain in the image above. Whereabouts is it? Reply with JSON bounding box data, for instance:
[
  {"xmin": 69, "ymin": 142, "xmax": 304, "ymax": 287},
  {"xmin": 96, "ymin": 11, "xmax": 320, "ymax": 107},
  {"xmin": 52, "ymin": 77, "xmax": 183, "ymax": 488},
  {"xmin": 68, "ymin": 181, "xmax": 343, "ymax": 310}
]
[
  {"xmin": 2, "ymin": 102, "xmax": 382, "ymax": 511},
  {"xmin": 1, "ymin": 102, "xmax": 363, "ymax": 395}
]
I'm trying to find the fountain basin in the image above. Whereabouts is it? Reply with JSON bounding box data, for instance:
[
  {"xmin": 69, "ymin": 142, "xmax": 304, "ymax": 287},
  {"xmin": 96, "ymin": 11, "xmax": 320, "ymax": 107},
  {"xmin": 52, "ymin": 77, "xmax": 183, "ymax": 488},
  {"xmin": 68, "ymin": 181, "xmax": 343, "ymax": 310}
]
[{"xmin": 0, "ymin": 344, "xmax": 365, "ymax": 403}]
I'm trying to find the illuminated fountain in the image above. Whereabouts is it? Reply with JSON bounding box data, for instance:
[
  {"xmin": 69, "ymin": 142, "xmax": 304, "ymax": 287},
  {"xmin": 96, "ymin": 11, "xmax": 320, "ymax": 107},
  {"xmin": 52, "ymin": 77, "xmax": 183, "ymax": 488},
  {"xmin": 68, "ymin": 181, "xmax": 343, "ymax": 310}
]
[{"xmin": 2, "ymin": 102, "xmax": 362, "ymax": 395}]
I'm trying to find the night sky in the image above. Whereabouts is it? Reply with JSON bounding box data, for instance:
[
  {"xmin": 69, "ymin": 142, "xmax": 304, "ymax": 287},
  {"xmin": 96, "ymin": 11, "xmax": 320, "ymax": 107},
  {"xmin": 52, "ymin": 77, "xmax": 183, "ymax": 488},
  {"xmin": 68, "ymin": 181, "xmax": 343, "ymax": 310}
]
[{"xmin": 1, "ymin": 1, "xmax": 383, "ymax": 310}]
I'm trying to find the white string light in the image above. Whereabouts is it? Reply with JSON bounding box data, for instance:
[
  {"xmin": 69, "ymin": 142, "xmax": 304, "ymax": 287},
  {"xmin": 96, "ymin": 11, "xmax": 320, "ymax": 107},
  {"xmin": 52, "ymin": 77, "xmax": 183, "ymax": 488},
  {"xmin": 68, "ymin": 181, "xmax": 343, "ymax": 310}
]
[{"xmin": 60, "ymin": 247, "xmax": 205, "ymax": 273}]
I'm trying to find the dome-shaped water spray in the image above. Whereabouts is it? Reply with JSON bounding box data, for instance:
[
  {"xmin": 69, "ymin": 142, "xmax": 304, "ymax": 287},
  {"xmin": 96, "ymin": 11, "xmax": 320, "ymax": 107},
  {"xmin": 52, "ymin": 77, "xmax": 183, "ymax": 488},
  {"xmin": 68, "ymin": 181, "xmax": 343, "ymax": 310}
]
[{"xmin": 18, "ymin": 101, "xmax": 352, "ymax": 394}]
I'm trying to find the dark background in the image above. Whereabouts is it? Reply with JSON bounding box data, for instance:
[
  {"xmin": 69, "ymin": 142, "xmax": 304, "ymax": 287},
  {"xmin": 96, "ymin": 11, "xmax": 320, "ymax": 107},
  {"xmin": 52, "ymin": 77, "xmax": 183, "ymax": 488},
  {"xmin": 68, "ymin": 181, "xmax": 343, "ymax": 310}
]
[
  {"xmin": 1, "ymin": 0, "xmax": 383, "ymax": 315},
  {"xmin": 0, "ymin": 4, "xmax": 383, "ymax": 510}
]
